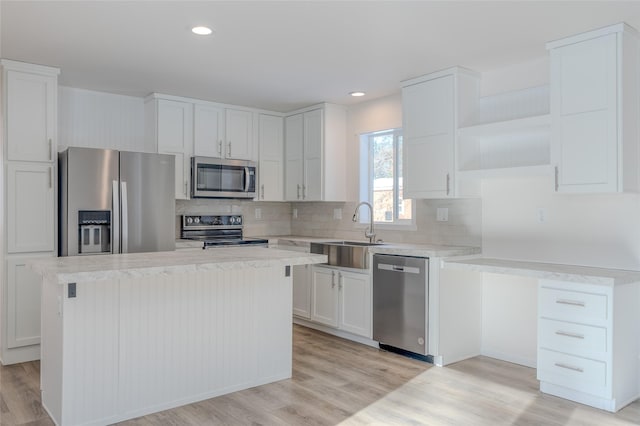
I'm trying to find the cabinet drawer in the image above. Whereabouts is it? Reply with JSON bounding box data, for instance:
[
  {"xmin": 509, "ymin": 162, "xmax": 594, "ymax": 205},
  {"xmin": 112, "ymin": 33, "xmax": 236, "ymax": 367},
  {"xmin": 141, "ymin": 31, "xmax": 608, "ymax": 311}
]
[
  {"xmin": 539, "ymin": 286, "xmax": 608, "ymax": 323},
  {"xmin": 539, "ymin": 318, "xmax": 607, "ymax": 359},
  {"xmin": 538, "ymin": 349, "xmax": 608, "ymax": 396}
]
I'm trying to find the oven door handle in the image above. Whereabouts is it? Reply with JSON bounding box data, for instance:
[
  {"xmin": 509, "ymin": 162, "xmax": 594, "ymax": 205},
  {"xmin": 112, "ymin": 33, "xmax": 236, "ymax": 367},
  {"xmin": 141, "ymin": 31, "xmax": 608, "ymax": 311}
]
[{"xmin": 244, "ymin": 167, "xmax": 250, "ymax": 192}]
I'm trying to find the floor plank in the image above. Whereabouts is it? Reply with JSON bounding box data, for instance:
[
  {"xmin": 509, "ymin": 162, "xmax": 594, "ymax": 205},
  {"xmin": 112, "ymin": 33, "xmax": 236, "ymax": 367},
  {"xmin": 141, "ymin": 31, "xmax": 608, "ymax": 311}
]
[{"xmin": 1, "ymin": 324, "xmax": 639, "ymax": 425}]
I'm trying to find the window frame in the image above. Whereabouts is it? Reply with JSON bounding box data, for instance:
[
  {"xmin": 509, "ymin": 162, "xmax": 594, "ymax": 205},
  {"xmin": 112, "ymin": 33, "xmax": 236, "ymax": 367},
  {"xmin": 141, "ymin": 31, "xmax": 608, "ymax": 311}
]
[{"xmin": 358, "ymin": 128, "xmax": 415, "ymax": 229}]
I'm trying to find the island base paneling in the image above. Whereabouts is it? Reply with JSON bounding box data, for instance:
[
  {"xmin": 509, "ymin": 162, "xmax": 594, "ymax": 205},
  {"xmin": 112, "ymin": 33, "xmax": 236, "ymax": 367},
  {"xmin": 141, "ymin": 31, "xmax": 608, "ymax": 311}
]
[{"xmin": 41, "ymin": 266, "xmax": 292, "ymax": 426}]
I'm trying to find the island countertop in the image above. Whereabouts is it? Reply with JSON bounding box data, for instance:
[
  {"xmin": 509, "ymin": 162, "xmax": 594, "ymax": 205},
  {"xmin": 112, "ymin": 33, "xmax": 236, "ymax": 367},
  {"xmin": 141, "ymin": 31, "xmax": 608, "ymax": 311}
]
[{"xmin": 29, "ymin": 247, "xmax": 327, "ymax": 284}]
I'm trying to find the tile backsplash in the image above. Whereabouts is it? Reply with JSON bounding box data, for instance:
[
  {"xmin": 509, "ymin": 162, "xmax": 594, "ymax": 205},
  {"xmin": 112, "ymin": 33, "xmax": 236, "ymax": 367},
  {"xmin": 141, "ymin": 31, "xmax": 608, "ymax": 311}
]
[{"xmin": 176, "ymin": 198, "xmax": 481, "ymax": 247}]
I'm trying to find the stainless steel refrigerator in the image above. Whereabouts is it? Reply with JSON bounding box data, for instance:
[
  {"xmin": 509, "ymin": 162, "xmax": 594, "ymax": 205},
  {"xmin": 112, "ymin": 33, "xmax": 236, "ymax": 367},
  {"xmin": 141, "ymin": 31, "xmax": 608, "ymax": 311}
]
[{"xmin": 59, "ymin": 147, "xmax": 175, "ymax": 256}]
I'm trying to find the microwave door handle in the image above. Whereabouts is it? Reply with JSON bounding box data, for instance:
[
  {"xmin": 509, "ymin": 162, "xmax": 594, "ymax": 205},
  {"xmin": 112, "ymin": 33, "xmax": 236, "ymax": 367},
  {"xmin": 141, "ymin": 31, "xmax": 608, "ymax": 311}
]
[
  {"xmin": 121, "ymin": 181, "xmax": 129, "ymax": 253},
  {"xmin": 112, "ymin": 180, "xmax": 120, "ymax": 254},
  {"xmin": 244, "ymin": 167, "xmax": 250, "ymax": 192}
]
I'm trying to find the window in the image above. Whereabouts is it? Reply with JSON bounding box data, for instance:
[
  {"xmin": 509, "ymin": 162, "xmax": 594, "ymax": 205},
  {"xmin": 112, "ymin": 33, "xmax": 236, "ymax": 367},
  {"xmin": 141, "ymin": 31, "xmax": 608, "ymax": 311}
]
[{"xmin": 359, "ymin": 128, "xmax": 412, "ymax": 226}]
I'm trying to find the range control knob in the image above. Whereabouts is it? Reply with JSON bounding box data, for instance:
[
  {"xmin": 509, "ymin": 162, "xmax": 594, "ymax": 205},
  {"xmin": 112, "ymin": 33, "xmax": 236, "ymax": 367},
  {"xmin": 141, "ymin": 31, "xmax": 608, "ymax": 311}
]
[
  {"xmin": 186, "ymin": 217, "xmax": 193, "ymax": 224},
  {"xmin": 194, "ymin": 217, "xmax": 200, "ymax": 224}
]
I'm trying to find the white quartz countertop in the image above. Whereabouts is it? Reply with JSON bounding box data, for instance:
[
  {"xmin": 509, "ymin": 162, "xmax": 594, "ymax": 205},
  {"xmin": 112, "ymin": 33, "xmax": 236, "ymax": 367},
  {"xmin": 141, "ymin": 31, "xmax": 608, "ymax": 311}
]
[
  {"xmin": 270, "ymin": 235, "xmax": 481, "ymax": 257},
  {"xmin": 29, "ymin": 247, "xmax": 327, "ymax": 285},
  {"xmin": 443, "ymin": 257, "xmax": 640, "ymax": 286}
]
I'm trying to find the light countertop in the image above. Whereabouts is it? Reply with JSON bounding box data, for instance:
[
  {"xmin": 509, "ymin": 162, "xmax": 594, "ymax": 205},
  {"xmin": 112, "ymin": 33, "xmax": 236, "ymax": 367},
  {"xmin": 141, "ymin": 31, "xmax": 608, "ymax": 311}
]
[
  {"xmin": 29, "ymin": 247, "xmax": 327, "ymax": 285},
  {"xmin": 269, "ymin": 235, "xmax": 481, "ymax": 258},
  {"xmin": 443, "ymin": 257, "xmax": 640, "ymax": 286}
]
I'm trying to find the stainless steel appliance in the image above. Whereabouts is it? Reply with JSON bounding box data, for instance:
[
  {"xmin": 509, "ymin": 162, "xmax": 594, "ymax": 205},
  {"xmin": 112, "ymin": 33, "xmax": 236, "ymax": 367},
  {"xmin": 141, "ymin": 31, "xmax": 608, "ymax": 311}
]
[
  {"xmin": 59, "ymin": 147, "xmax": 175, "ymax": 256},
  {"xmin": 191, "ymin": 157, "xmax": 257, "ymax": 198},
  {"xmin": 373, "ymin": 254, "xmax": 429, "ymax": 357},
  {"xmin": 180, "ymin": 214, "xmax": 268, "ymax": 248}
]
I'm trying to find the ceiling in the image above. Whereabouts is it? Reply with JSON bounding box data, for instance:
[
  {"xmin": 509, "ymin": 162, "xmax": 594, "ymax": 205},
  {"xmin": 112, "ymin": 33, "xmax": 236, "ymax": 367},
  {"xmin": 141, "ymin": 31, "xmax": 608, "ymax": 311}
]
[{"xmin": 2, "ymin": 1, "xmax": 640, "ymax": 112}]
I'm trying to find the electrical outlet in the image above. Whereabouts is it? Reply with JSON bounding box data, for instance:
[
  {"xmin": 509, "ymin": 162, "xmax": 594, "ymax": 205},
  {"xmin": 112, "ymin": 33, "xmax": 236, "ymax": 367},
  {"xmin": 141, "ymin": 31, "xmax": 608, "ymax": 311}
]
[
  {"xmin": 255, "ymin": 208, "xmax": 262, "ymax": 220},
  {"xmin": 436, "ymin": 208, "xmax": 449, "ymax": 222},
  {"xmin": 292, "ymin": 208, "xmax": 298, "ymax": 219},
  {"xmin": 333, "ymin": 208, "xmax": 342, "ymax": 220}
]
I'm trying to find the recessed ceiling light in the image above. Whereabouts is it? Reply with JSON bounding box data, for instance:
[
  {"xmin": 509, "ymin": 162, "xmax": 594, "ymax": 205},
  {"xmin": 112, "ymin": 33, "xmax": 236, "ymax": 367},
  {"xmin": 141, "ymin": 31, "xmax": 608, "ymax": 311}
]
[
  {"xmin": 350, "ymin": 91, "xmax": 366, "ymax": 97},
  {"xmin": 192, "ymin": 26, "xmax": 213, "ymax": 36}
]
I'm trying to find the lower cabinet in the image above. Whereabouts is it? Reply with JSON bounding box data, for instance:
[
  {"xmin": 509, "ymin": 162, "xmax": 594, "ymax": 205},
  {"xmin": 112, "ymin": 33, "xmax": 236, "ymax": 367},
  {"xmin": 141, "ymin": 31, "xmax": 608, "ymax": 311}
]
[
  {"xmin": 292, "ymin": 264, "xmax": 311, "ymax": 319},
  {"xmin": 310, "ymin": 265, "xmax": 371, "ymax": 338},
  {"xmin": 1, "ymin": 252, "xmax": 54, "ymax": 364},
  {"xmin": 537, "ymin": 279, "xmax": 640, "ymax": 412}
]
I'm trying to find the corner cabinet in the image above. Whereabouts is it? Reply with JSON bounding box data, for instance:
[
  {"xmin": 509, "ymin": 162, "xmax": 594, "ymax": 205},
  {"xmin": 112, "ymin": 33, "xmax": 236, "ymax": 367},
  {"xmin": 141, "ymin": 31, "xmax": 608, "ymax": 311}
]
[
  {"xmin": 257, "ymin": 114, "xmax": 284, "ymax": 201},
  {"xmin": 401, "ymin": 68, "xmax": 479, "ymax": 199},
  {"xmin": 145, "ymin": 95, "xmax": 193, "ymax": 199},
  {"xmin": 537, "ymin": 279, "xmax": 640, "ymax": 412},
  {"xmin": 284, "ymin": 104, "xmax": 347, "ymax": 202},
  {"xmin": 547, "ymin": 23, "xmax": 640, "ymax": 193},
  {"xmin": 1, "ymin": 59, "xmax": 59, "ymax": 365}
]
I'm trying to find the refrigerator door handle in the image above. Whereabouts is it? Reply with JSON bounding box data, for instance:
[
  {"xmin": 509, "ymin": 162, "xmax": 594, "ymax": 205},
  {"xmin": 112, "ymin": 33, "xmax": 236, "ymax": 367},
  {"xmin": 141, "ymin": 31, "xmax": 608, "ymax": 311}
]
[
  {"xmin": 112, "ymin": 180, "xmax": 120, "ymax": 254},
  {"xmin": 121, "ymin": 181, "xmax": 129, "ymax": 253}
]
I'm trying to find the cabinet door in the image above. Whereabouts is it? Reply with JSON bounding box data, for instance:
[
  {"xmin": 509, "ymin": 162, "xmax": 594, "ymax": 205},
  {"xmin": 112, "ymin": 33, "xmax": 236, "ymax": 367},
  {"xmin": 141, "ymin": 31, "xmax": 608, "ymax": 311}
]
[
  {"xmin": 311, "ymin": 266, "xmax": 339, "ymax": 327},
  {"xmin": 6, "ymin": 254, "xmax": 52, "ymax": 348},
  {"xmin": 225, "ymin": 109, "xmax": 253, "ymax": 160},
  {"xmin": 258, "ymin": 114, "xmax": 284, "ymax": 201},
  {"xmin": 303, "ymin": 109, "xmax": 323, "ymax": 201},
  {"xmin": 550, "ymin": 33, "xmax": 618, "ymax": 193},
  {"xmin": 338, "ymin": 271, "xmax": 371, "ymax": 337},
  {"xmin": 284, "ymin": 114, "xmax": 304, "ymax": 201},
  {"xmin": 7, "ymin": 163, "xmax": 55, "ymax": 253},
  {"xmin": 6, "ymin": 70, "xmax": 56, "ymax": 162},
  {"xmin": 292, "ymin": 264, "xmax": 311, "ymax": 319},
  {"xmin": 402, "ymin": 75, "xmax": 455, "ymax": 198},
  {"xmin": 156, "ymin": 100, "xmax": 193, "ymax": 199},
  {"xmin": 194, "ymin": 104, "xmax": 225, "ymax": 158}
]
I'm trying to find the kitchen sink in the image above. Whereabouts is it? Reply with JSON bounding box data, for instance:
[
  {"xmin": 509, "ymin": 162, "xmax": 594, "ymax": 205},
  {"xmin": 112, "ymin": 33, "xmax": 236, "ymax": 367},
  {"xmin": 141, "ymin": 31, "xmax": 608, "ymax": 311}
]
[{"xmin": 310, "ymin": 241, "xmax": 385, "ymax": 269}]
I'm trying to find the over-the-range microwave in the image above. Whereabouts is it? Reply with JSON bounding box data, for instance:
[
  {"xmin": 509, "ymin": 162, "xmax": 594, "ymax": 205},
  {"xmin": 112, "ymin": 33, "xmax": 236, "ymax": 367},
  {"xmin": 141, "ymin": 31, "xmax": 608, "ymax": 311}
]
[{"xmin": 191, "ymin": 157, "xmax": 257, "ymax": 198}]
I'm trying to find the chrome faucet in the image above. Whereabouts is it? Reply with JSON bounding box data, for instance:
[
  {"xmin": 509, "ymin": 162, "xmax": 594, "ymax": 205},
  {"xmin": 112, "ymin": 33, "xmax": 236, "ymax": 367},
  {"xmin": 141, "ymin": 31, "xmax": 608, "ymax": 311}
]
[{"xmin": 352, "ymin": 201, "xmax": 376, "ymax": 243}]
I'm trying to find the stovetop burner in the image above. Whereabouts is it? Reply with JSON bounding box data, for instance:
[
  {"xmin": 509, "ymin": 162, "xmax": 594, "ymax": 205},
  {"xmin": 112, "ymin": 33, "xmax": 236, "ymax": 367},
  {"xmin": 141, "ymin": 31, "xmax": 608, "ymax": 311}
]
[{"xmin": 181, "ymin": 214, "xmax": 268, "ymax": 249}]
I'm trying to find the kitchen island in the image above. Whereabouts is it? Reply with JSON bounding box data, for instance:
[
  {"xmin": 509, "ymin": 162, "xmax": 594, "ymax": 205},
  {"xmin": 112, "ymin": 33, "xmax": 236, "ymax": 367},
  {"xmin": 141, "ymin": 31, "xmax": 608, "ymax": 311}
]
[{"xmin": 29, "ymin": 247, "xmax": 326, "ymax": 426}]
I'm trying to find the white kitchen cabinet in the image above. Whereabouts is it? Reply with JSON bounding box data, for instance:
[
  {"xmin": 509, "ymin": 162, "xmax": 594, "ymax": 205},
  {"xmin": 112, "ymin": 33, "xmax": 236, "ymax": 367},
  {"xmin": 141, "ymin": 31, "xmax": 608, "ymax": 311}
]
[
  {"xmin": 193, "ymin": 103, "xmax": 225, "ymax": 158},
  {"xmin": 7, "ymin": 163, "xmax": 55, "ymax": 253},
  {"xmin": 292, "ymin": 264, "xmax": 311, "ymax": 319},
  {"xmin": 284, "ymin": 104, "xmax": 347, "ymax": 202},
  {"xmin": 401, "ymin": 68, "xmax": 478, "ymax": 199},
  {"xmin": 145, "ymin": 96, "xmax": 193, "ymax": 199},
  {"xmin": 2, "ymin": 60, "xmax": 59, "ymax": 162},
  {"xmin": 225, "ymin": 108, "xmax": 254, "ymax": 160},
  {"xmin": 5, "ymin": 254, "xmax": 52, "ymax": 349},
  {"xmin": 310, "ymin": 265, "xmax": 371, "ymax": 338},
  {"xmin": 537, "ymin": 279, "xmax": 640, "ymax": 412},
  {"xmin": 258, "ymin": 114, "xmax": 284, "ymax": 201},
  {"xmin": 547, "ymin": 23, "xmax": 639, "ymax": 193}
]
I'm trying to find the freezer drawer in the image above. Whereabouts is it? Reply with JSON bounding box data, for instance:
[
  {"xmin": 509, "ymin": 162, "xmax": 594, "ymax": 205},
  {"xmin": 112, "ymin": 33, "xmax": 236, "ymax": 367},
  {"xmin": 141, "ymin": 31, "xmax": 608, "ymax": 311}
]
[{"xmin": 373, "ymin": 254, "xmax": 428, "ymax": 355}]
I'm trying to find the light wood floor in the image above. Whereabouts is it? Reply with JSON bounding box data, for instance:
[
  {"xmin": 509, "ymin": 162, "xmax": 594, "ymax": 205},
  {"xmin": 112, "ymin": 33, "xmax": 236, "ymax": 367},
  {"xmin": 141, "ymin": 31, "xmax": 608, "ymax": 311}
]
[{"xmin": 2, "ymin": 325, "xmax": 640, "ymax": 425}]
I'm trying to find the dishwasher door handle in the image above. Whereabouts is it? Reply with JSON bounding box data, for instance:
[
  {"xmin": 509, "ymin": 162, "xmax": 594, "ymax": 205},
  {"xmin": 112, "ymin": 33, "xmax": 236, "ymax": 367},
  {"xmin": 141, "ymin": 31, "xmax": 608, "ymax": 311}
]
[{"xmin": 377, "ymin": 263, "xmax": 421, "ymax": 274}]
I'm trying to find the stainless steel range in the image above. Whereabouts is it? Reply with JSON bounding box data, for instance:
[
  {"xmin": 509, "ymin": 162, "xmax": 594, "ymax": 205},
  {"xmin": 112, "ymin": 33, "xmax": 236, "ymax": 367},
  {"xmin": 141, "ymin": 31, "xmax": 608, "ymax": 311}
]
[{"xmin": 180, "ymin": 214, "xmax": 268, "ymax": 248}]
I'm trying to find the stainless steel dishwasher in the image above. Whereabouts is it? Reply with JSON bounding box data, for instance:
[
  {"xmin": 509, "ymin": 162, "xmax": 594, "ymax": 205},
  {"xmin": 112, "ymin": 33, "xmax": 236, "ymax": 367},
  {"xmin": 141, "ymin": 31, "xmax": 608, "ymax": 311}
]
[{"xmin": 373, "ymin": 254, "xmax": 428, "ymax": 357}]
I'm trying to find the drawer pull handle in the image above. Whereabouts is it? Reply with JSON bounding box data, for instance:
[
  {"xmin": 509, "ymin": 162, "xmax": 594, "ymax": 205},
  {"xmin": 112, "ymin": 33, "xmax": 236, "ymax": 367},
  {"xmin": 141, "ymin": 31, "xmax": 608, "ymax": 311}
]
[
  {"xmin": 554, "ymin": 362, "xmax": 584, "ymax": 373},
  {"xmin": 556, "ymin": 299, "xmax": 585, "ymax": 307},
  {"xmin": 555, "ymin": 330, "xmax": 584, "ymax": 339}
]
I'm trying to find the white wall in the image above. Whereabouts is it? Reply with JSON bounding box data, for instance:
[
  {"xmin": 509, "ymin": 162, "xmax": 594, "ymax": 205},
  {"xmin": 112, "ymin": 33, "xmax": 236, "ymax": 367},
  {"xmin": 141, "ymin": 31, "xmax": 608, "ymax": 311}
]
[{"xmin": 58, "ymin": 86, "xmax": 149, "ymax": 152}]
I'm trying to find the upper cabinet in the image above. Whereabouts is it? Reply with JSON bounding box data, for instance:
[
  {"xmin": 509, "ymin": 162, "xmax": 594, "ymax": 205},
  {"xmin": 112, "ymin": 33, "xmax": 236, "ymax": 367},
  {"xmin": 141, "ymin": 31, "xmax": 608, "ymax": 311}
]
[
  {"xmin": 225, "ymin": 109, "xmax": 254, "ymax": 160},
  {"xmin": 145, "ymin": 96, "xmax": 193, "ymax": 200},
  {"xmin": 401, "ymin": 68, "xmax": 479, "ymax": 198},
  {"xmin": 258, "ymin": 114, "xmax": 284, "ymax": 201},
  {"xmin": 2, "ymin": 60, "xmax": 59, "ymax": 163},
  {"xmin": 193, "ymin": 103, "xmax": 225, "ymax": 158},
  {"xmin": 547, "ymin": 23, "xmax": 640, "ymax": 193},
  {"xmin": 284, "ymin": 104, "xmax": 347, "ymax": 202}
]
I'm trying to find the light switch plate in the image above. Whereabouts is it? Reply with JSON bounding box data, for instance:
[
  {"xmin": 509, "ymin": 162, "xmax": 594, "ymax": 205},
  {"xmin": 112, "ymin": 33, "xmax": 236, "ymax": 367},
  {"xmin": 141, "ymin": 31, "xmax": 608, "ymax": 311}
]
[
  {"xmin": 292, "ymin": 208, "xmax": 298, "ymax": 219},
  {"xmin": 255, "ymin": 208, "xmax": 262, "ymax": 220},
  {"xmin": 436, "ymin": 207, "xmax": 449, "ymax": 222},
  {"xmin": 333, "ymin": 208, "xmax": 342, "ymax": 220}
]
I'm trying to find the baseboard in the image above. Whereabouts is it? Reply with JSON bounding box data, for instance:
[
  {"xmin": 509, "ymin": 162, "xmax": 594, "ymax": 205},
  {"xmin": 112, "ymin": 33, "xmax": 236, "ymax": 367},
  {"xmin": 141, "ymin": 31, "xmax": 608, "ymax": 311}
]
[{"xmin": 480, "ymin": 348, "xmax": 536, "ymax": 368}]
